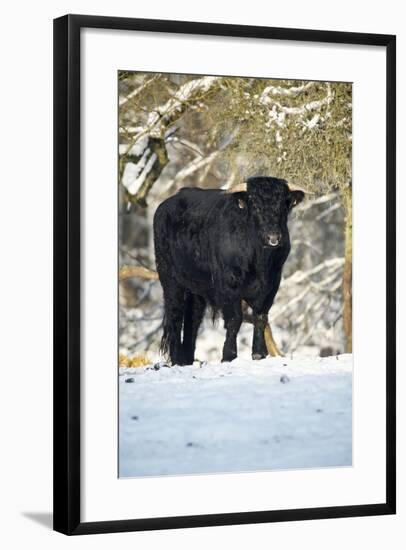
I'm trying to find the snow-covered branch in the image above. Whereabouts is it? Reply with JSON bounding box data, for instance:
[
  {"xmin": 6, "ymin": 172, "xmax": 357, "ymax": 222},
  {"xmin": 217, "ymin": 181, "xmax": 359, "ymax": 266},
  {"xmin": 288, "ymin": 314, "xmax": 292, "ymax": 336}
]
[
  {"xmin": 119, "ymin": 77, "xmax": 224, "ymax": 205},
  {"xmin": 132, "ymin": 76, "xmax": 223, "ymax": 143},
  {"xmin": 261, "ymin": 83, "xmax": 333, "ymax": 115},
  {"xmin": 281, "ymin": 258, "xmax": 344, "ymax": 286},
  {"xmin": 261, "ymin": 83, "xmax": 333, "ymax": 133},
  {"xmin": 121, "ymin": 137, "xmax": 169, "ymax": 206},
  {"xmin": 270, "ymin": 258, "xmax": 344, "ymax": 325},
  {"xmin": 260, "ymin": 81, "xmax": 316, "ymax": 102},
  {"xmin": 273, "ymin": 87, "xmax": 332, "ymax": 118},
  {"xmin": 296, "ymin": 192, "xmax": 338, "ymax": 211}
]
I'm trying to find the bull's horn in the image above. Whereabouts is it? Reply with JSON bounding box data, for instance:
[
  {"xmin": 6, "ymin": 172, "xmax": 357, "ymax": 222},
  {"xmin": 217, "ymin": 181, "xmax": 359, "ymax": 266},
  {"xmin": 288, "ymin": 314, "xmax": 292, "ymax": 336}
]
[
  {"xmin": 287, "ymin": 182, "xmax": 314, "ymax": 194},
  {"xmin": 226, "ymin": 182, "xmax": 247, "ymax": 193}
]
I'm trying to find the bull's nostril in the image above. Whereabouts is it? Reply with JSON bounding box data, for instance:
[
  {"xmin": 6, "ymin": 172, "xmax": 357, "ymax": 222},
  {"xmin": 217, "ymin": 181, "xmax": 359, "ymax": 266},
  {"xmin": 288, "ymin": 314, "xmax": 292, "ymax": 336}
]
[{"xmin": 267, "ymin": 233, "xmax": 281, "ymax": 247}]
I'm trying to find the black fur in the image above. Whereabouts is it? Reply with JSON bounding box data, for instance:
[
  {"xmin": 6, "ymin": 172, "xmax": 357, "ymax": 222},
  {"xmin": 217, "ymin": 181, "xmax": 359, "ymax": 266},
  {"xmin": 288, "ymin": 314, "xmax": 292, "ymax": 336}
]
[{"xmin": 153, "ymin": 176, "xmax": 304, "ymax": 365}]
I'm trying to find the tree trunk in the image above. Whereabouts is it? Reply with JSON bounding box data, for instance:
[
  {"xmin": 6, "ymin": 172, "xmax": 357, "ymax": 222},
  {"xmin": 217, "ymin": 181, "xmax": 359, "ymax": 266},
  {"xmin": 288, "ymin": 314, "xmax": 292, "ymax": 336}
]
[{"xmin": 342, "ymin": 186, "xmax": 352, "ymax": 353}]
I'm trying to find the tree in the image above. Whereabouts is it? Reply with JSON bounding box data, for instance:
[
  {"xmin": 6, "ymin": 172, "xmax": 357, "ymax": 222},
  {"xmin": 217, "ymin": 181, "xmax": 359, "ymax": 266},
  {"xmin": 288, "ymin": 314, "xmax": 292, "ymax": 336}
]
[
  {"xmin": 118, "ymin": 73, "xmax": 352, "ymax": 356},
  {"xmin": 213, "ymin": 78, "xmax": 352, "ymax": 351}
]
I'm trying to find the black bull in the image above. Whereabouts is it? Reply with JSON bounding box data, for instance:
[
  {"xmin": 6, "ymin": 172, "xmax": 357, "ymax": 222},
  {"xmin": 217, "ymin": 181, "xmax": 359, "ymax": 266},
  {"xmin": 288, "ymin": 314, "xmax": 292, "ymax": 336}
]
[{"xmin": 153, "ymin": 176, "xmax": 305, "ymax": 365}]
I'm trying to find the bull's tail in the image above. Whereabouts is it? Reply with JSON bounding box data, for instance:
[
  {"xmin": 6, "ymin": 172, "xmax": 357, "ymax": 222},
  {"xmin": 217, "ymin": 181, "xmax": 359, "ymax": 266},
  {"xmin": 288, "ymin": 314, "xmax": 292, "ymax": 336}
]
[
  {"xmin": 159, "ymin": 312, "xmax": 171, "ymax": 359},
  {"xmin": 158, "ymin": 284, "xmax": 186, "ymax": 365}
]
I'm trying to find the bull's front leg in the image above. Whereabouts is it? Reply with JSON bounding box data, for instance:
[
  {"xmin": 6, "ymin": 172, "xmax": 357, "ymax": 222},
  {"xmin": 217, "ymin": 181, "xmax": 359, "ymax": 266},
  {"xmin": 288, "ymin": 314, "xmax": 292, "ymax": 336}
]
[
  {"xmin": 252, "ymin": 313, "xmax": 269, "ymax": 360},
  {"xmin": 252, "ymin": 313, "xmax": 284, "ymax": 358},
  {"xmin": 251, "ymin": 270, "xmax": 283, "ymax": 360},
  {"xmin": 222, "ymin": 301, "xmax": 243, "ymax": 362}
]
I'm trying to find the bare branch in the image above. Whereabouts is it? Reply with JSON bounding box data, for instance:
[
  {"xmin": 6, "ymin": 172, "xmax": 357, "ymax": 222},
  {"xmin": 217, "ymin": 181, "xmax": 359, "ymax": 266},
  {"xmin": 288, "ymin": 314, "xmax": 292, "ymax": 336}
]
[
  {"xmin": 166, "ymin": 136, "xmax": 204, "ymax": 157},
  {"xmin": 161, "ymin": 151, "xmax": 219, "ymax": 195},
  {"xmin": 119, "ymin": 75, "xmax": 161, "ymax": 111},
  {"xmin": 315, "ymin": 202, "xmax": 341, "ymax": 221},
  {"xmin": 119, "ymin": 265, "xmax": 159, "ymax": 281}
]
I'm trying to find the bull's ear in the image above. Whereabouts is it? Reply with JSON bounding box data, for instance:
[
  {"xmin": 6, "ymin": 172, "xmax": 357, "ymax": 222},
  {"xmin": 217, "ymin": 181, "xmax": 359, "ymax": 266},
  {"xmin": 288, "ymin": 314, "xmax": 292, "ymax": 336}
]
[{"xmin": 289, "ymin": 190, "xmax": 305, "ymax": 208}]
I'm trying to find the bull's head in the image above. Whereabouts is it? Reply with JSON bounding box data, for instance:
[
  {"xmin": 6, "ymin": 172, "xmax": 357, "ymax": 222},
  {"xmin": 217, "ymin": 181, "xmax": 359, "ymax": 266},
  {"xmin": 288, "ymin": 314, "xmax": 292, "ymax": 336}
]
[{"xmin": 228, "ymin": 176, "xmax": 307, "ymax": 248}]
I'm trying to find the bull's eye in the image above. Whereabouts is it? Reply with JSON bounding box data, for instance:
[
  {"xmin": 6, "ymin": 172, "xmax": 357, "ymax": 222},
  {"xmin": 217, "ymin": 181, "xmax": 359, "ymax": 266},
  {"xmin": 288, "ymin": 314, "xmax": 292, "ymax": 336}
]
[{"xmin": 238, "ymin": 199, "xmax": 246, "ymax": 209}]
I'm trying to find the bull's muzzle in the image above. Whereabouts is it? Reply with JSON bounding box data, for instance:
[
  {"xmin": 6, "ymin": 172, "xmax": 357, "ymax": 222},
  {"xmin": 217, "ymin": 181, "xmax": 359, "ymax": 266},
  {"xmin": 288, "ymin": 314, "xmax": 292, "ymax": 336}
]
[{"xmin": 267, "ymin": 231, "xmax": 282, "ymax": 247}]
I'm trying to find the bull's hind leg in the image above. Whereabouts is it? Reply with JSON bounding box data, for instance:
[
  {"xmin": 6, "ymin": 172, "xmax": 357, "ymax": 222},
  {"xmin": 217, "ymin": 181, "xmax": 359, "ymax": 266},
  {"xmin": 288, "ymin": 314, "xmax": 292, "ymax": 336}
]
[
  {"xmin": 161, "ymin": 283, "xmax": 186, "ymax": 366},
  {"xmin": 222, "ymin": 301, "xmax": 243, "ymax": 362},
  {"xmin": 182, "ymin": 293, "xmax": 206, "ymax": 365}
]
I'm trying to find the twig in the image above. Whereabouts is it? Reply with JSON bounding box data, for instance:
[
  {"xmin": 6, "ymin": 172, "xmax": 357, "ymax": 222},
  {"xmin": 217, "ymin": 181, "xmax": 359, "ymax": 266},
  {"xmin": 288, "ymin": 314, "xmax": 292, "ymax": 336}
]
[
  {"xmin": 166, "ymin": 136, "xmax": 204, "ymax": 157},
  {"xmin": 119, "ymin": 248, "xmax": 154, "ymax": 270},
  {"xmin": 315, "ymin": 202, "xmax": 341, "ymax": 221}
]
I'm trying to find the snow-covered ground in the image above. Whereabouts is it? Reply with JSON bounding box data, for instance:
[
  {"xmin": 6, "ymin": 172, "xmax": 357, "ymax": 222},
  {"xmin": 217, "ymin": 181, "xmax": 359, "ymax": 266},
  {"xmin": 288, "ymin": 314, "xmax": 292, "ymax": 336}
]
[{"xmin": 119, "ymin": 354, "xmax": 352, "ymax": 477}]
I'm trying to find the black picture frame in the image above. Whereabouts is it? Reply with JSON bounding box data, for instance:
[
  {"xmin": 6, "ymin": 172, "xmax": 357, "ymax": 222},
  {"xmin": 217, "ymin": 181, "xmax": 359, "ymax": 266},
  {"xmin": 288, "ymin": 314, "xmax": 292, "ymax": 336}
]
[{"xmin": 53, "ymin": 14, "xmax": 396, "ymax": 536}]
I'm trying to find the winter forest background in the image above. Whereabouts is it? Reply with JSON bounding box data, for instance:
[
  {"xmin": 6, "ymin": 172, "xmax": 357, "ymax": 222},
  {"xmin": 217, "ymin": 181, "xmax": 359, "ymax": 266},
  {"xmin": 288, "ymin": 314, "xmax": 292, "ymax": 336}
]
[{"xmin": 118, "ymin": 72, "xmax": 352, "ymax": 365}]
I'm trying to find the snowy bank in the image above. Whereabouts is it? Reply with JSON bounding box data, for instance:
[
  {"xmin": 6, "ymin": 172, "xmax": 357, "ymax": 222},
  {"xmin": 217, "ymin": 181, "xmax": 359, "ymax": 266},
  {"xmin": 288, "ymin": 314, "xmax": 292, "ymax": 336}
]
[{"xmin": 119, "ymin": 354, "xmax": 352, "ymax": 477}]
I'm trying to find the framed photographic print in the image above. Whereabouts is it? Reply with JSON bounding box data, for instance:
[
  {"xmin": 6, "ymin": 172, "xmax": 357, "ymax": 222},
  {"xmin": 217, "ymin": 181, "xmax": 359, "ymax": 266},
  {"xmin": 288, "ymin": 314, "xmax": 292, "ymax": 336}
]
[{"xmin": 53, "ymin": 14, "xmax": 396, "ymax": 535}]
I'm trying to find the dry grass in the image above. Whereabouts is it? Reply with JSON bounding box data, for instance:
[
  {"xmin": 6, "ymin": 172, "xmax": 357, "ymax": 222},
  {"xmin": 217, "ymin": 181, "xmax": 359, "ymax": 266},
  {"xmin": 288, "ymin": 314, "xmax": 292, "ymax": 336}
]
[{"xmin": 119, "ymin": 353, "xmax": 151, "ymax": 368}]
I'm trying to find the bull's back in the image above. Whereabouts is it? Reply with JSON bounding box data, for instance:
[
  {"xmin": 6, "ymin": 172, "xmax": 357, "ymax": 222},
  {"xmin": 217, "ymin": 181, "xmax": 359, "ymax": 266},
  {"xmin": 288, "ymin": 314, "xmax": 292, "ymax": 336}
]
[
  {"xmin": 154, "ymin": 188, "xmax": 223, "ymax": 241},
  {"xmin": 153, "ymin": 188, "xmax": 226, "ymax": 292}
]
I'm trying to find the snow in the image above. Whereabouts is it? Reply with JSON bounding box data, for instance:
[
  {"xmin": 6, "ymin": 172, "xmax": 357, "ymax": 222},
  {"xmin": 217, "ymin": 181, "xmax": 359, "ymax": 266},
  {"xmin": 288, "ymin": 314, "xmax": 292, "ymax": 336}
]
[
  {"xmin": 303, "ymin": 113, "xmax": 321, "ymax": 130},
  {"xmin": 119, "ymin": 354, "xmax": 352, "ymax": 477},
  {"xmin": 119, "ymin": 137, "xmax": 148, "ymax": 158}
]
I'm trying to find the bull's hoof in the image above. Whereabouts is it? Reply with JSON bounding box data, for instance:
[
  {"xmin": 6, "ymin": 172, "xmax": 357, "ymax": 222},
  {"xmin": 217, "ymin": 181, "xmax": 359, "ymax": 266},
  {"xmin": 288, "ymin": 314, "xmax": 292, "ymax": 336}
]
[
  {"xmin": 252, "ymin": 353, "xmax": 266, "ymax": 361},
  {"xmin": 221, "ymin": 354, "xmax": 237, "ymax": 363}
]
